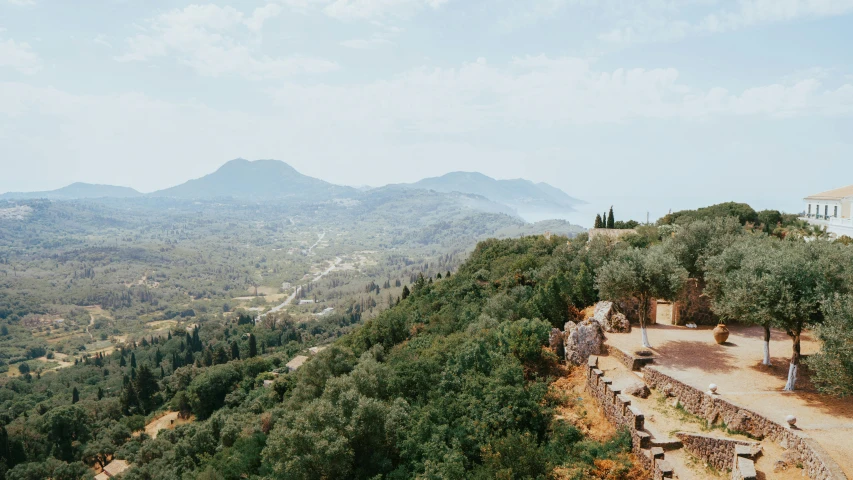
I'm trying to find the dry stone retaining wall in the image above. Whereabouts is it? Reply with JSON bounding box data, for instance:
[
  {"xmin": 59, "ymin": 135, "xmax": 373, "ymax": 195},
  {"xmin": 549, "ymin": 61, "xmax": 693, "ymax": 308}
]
[
  {"xmin": 674, "ymin": 432, "xmax": 757, "ymax": 472},
  {"xmin": 585, "ymin": 357, "xmax": 673, "ymax": 477},
  {"xmin": 642, "ymin": 366, "xmax": 847, "ymax": 480}
]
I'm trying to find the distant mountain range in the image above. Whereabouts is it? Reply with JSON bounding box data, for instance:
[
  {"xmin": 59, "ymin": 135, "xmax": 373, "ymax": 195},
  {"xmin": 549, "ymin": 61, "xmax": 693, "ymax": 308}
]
[
  {"xmin": 397, "ymin": 171, "xmax": 583, "ymax": 217},
  {"xmin": 1, "ymin": 159, "xmax": 583, "ymax": 220},
  {"xmin": 0, "ymin": 182, "xmax": 142, "ymax": 200}
]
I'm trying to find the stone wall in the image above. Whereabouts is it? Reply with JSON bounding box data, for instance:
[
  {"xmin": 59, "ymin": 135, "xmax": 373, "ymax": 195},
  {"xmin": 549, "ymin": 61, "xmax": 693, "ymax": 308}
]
[
  {"xmin": 642, "ymin": 366, "xmax": 847, "ymax": 480},
  {"xmin": 674, "ymin": 432, "xmax": 757, "ymax": 472},
  {"xmin": 674, "ymin": 278, "xmax": 718, "ymax": 326},
  {"xmin": 585, "ymin": 357, "xmax": 672, "ymax": 477},
  {"xmin": 605, "ymin": 344, "xmax": 655, "ymax": 372}
]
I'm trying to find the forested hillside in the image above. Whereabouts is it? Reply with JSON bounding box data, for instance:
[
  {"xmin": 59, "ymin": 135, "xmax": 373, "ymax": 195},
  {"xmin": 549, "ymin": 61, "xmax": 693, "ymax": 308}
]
[{"xmin": 0, "ymin": 234, "xmax": 643, "ymax": 480}]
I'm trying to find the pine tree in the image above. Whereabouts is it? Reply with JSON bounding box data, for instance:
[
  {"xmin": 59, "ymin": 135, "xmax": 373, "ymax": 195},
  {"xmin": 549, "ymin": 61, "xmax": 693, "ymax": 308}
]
[
  {"xmin": 607, "ymin": 206, "xmax": 615, "ymax": 229},
  {"xmin": 230, "ymin": 341, "xmax": 240, "ymax": 360},
  {"xmin": 248, "ymin": 334, "xmax": 257, "ymax": 358},
  {"xmin": 594, "ymin": 214, "xmax": 603, "ymax": 228},
  {"xmin": 72, "ymin": 387, "xmax": 79, "ymax": 404},
  {"xmin": 401, "ymin": 285, "xmax": 410, "ymax": 300}
]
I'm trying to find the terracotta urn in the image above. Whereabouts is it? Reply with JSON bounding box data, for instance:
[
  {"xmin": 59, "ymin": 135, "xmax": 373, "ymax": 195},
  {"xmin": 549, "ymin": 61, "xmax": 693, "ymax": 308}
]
[{"xmin": 713, "ymin": 324, "xmax": 729, "ymax": 344}]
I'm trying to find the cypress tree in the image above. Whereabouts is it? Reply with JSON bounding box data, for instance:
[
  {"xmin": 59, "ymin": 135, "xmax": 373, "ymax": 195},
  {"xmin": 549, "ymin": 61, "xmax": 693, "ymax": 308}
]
[
  {"xmin": 130, "ymin": 352, "xmax": 136, "ymax": 369},
  {"xmin": 230, "ymin": 341, "xmax": 240, "ymax": 360},
  {"xmin": 121, "ymin": 382, "xmax": 138, "ymax": 415},
  {"xmin": 215, "ymin": 346, "xmax": 228, "ymax": 365},
  {"xmin": 594, "ymin": 214, "xmax": 602, "ymax": 228},
  {"xmin": 401, "ymin": 285, "xmax": 410, "ymax": 300},
  {"xmin": 72, "ymin": 387, "xmax": 79, "ymax": 404},
  {"xmin": 119, "ymin": 356, "xmax": 126, "ymax": 367},
  {"xmin": 248, "ymin": 334, "xmax": 257, "ymax": 358},
  {"xmin": 607, "ymin": 206, "xmax": 615, "ymax": 229},
  {"xmin": 192, "ymin": 327, "xmax": 202, "ymax": 352},
  {"xmin": 97, "ymin": 387, "xmax": 103, "ymax": 400}
]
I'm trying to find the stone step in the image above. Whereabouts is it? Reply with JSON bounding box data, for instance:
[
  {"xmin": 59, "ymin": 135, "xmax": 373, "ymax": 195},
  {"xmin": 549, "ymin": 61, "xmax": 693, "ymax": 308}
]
[{"xmin": 650, "ymin": 437, "xmax": 684, "ymax": 451}]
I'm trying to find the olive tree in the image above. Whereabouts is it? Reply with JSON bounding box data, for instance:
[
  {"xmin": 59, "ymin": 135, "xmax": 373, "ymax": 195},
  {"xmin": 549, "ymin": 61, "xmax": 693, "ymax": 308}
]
[
  {"xmin": 807, "ymin": 294, "xmax": 853, "ymax": 397},
  {"xmin": 596, "ymin": 245, "xmax": 687, "ymax": 348},
  {"xmin": 705, "ymin": 237, "xmax": 778, "ymax": 366},
  {"xmin": 706, "ymin": 238, "xmax": 838, "ymax": 391}
]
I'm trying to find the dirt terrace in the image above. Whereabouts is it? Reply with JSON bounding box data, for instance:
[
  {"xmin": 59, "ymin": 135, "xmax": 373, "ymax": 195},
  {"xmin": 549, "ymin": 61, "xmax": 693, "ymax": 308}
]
[{"xmin": 606, "ymin": 324, "xmax": 853, "ymax": 478}]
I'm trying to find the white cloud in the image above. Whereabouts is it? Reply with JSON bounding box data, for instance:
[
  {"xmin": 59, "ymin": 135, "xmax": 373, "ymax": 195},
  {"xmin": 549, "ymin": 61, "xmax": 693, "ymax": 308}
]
[
  {"xmin": 0, "ymin": 37, "xmax": 42, "ymax": 74},
  {"xmin": 699, "ymin": 0, "xmax": 853, "ymax": 33},
  {"xmin": 116, "ymin": 3, "xmax": 337, "ymax": 78},
  {"xmin": 279, "ymin": 0, "xmax": 450, "ymax": 20},
  {"xmin": 340, "ymin": 36, "xmax": 393, "ymax": 48},
  {"xmin": 245, "ymin": 4, "xmax": 285, "ymax": 31},
  {"xmin": 93, "ymin": 34, "xmax": 112, "ymax": 48},
  {"xmin": 267, "ymin": 55, "xmax": 853, "ymax": 132},
  {"xmin": 339, "ymin": 25, "xmax": 400, "ymax": 48},
  {"xmin": 598, "ymin": 0, "xmax": 853, "ymax": 45}
]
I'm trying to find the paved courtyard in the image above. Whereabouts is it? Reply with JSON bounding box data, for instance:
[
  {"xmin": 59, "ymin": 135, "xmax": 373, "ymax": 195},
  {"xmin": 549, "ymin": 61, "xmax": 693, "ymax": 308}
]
[{"xmin": 606, "ymin": 324, "xmax": 853, "ymax": 478}]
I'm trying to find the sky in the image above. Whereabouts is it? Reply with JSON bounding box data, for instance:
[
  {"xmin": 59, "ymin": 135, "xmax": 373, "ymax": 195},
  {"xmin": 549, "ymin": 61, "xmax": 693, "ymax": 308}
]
[{"xmin": 2, "ymin": 0, "xmax": 853, "ymax": 223}]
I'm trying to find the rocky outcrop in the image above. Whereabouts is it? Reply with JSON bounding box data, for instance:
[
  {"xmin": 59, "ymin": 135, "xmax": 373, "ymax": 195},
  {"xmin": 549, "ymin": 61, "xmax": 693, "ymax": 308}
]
[
  {"xmin": 549, "ymin": 328, "xmax": 565, "ymax": 358},
  {"xmin": 564, "ymin": 320, "xmax": 605, "ymax": 365},
  {"xmin": 588, "ymin": 301, "xmax": 631, "ymax": 333},
  {"xmin": 624, "ymin": 382, "xmax": 651, "ymax": 398}
]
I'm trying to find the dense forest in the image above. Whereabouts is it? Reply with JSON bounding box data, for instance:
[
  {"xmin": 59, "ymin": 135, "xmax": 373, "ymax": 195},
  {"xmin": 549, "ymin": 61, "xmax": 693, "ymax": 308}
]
[{"xmin": 2, "ymin": 200, "xmax": 853, "ymax": 479}]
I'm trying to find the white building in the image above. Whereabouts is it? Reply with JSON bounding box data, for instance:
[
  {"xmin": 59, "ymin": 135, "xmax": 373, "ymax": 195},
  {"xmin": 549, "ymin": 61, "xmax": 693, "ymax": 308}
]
[{"xmin": 803, "ymin": 185, "xmax": 853, "ymax": 237}]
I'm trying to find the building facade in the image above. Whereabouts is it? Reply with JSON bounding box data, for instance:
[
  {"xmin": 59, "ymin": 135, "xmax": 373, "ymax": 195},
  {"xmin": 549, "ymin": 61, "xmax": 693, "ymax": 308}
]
[{"xmin": 803, "ymin": 185, "xmax": 853, "ymax": 237}]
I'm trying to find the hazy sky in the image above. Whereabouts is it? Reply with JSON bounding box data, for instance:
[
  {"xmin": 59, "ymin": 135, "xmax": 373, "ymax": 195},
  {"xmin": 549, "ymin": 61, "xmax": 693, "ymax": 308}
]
[{"xmin": 2, "ymin": 0, "xmax": 853, "ymax": 219}]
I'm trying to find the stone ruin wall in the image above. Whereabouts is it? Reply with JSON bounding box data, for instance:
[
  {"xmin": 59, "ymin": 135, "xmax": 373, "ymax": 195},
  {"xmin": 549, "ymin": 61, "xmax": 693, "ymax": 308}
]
[
  {"xmin": 642, "ymin": 366, "xmax": 847, "ymax": 480},
  {"xmin": 615, "ymin": 278, "xmax": 718, "ymax": 327},
  {"xmin": 674, "ymin": 278, "xmax": 718, "ymax": 326}
]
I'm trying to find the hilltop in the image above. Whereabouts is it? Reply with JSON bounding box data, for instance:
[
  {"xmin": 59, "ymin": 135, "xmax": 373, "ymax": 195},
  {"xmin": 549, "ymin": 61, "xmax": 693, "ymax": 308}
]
[
  {"xmin": 149, "ymin": 159, "xmax": 358, "ymax": 202},
  {"xmin": 0, "ymin": 182, "xmax": 141, "ymax": 200},
  {"xmin": 399, "ymin": 171, "xmax": 583, "ymax": 220}
]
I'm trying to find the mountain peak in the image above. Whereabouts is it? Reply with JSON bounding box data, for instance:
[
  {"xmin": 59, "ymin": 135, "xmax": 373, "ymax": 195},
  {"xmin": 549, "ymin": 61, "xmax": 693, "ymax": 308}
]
[{"xmin": 150, "ymin": 159, "xmax": 355, "ymax": 201}]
